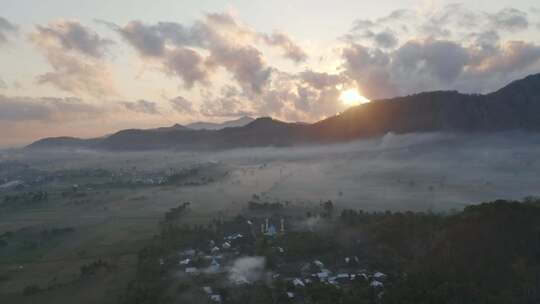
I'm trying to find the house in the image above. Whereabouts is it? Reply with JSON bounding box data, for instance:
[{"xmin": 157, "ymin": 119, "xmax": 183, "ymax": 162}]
[
  {"xmin": 292, "ymin": 278, "xmax": 305, "ymax": 287},
  {"xmin": 373, "ymin": 272, "xmax": 386, "ymax": 280},
  {"xmin": 210, "ymin": 294, "xmax": 222, "ymax": 302},
  {"xmin": 370, "ymin": 280, "xmax": 384, "ymax": 288},
  {"xmin": 203, "ymin": 286, "xmax": 213, "ymax": 294},
  {"xmin": 316, "ymin": 270, "xmax": 330, "ymax": 281},
  {"xmin": 225, "ymin": 233, "xmax": 243, "ymax": 240}
]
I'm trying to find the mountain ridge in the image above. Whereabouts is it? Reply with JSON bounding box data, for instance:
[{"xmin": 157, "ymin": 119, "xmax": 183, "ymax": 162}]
[
  {"xmin": 27, "ymin": 73, "xmax": 540, "ymax": 151},
  {"xmin": 186, "ymin": 116, "xmax": 255, "ymax": 130}
]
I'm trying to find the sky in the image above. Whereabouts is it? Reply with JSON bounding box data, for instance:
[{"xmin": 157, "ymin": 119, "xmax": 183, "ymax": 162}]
[{"xmin": 1, "ymin": 0, "xmax": 540, "ymax": 147}]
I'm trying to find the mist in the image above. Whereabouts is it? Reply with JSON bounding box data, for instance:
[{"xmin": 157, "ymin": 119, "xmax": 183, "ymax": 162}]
[{"xmin": 3, "ymin": 131, "xmax": 540, "ymax": 215}]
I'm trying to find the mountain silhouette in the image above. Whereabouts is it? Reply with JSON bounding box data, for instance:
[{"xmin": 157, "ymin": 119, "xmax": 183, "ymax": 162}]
[{"xmin": 27, "ymin": 73, "xmax": 540, "ymax": 151}]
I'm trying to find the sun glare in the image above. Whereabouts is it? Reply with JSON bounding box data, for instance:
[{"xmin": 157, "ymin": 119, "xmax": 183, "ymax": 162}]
[{"xmin": 339, "ymin": 89, "xmax": 370, "ymax": 106}]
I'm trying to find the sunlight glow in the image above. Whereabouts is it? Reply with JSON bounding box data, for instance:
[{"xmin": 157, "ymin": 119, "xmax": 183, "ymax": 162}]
[{"xmin": 339, "ymin": 89, "xmax": 370, "ymax": 106}]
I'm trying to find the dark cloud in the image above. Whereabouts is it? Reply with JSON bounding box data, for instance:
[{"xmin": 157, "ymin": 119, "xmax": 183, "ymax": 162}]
[
  {"xmin": 372, "ymin": 30, "xmax": 398, "ymax": 48},
  {"xmin": 0, "ymin": 95, "xmax": 101, "ymax": 122},
  {"xmin": 112, "ymin": 20, "xmax": 197, "ymax": 57},
  {"xmin": 341, "ymin": 36, "xmax": 540, "ymax": 100},
  {"xmin": 34, "ymin": 20, "xmax": 113, "ymax": 58},
  {"xmin": 343, "ymin": 48, "xmax": 397, "ymax": 100},
  {"xmin": 261, "ymin": 32, "xmax": 307, "ymax": 63},
  {"xmin": 0, "ymin": 16, "xmax": 18, "ymax": 45},
  {"xmin": 110, "ymin": 13, "xmax": 307, "ymax": 92},
  {"xmin": 422, "ymin": 40, "xmax": 470, "ymax": 82},
  {"xmin": 164, "ymin": 47, "xmax": 211, "ymax": 88},
  {"xmin": 121, "ymin": 99, "xmax": 160, "ymax": 114},
  {"xmin": 208, "ymin": 44, "xmax": 271, "ymax": 93},
  {"xmin": 169, "ymin": 95, "xmax": 196, "ymax": 114},
  {"xmin": 299, "ymin": 70, "xmax": 343, "ymax": 89},
  {"xmin": 342, "ymin": 44, "xmax": 390, "ymax": 71},
  {"xmin": 488, "ymin": 8, "xmax": 529, "ymax": 32}
]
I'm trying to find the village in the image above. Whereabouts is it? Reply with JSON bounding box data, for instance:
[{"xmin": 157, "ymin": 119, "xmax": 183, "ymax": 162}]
[{"xmin": 151, "ymin": 200, "xmax": 390, "ymax": 304}]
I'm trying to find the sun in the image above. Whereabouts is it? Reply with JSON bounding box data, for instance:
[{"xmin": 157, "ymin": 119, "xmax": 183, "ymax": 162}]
[{"xmin": 339, "ymin": 89, "xmax": 370, "ymax": 106}]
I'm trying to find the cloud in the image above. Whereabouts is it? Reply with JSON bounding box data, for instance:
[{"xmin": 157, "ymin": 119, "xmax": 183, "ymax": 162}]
[
  {"xmin": 0, "ymin": 78, "xmax": 6, "ymax": 89},
  {"xmin": 30, "ymin": 20, "xmax": 116, "ymax": 97},
  {"xmin": 299, "ymin": 70, "xmax": 343, "ymax": 89},
  {"xmin": 341, "ymin": 37, "xmax": 540, "ymax": 100},
  {"xmin": 419, "ymin": 40, "xmax": 470, "ymax": 82},
  {"xmin": 359, "ymin": 29, "xmax": 399, "ymax": 49},
  {"xmin": 201, "ymin": 70, "xmax": 346, "ymax": 122},
  {"xmin": 169, "ymin": 95, "xmax": 196, "ymax": 114},
  {"xmin": 0, "ymin": 95, "xmax": 102, "ymax": 122},
  {"xmin": 339, "ymin": 5, "xmax": 540, "ymax": 100},
  {"xmin": 208, "ymin": 44, "xmax": 271, "ymax": 93},
  {"xmin": 348, "ymin": 5, "xmax": 530, "ymax": 44},
  {"xmin": 110, "ymin": 12, "xmax": 306, "ymax": 92},
  {"xmin": 200, "ymin": 85, "xmax": 254, "ymax": 117},
  {"xmin": 352, "ymin": 9, "xmax": 413, "ymax": 31},
  {"xmin": 468, "ymin": 41, "xmax": 540, "ymax": 76},
  {"xmin": 164, "ymin": 47, "xmax": 211, "ymax": 88},
  {"xmin": 112, "ymin": 20, "xmax": 197, "ymax": 57},
  {"xmin": 120, "ymin": 99, "xmax": 159, "ymax": 115},
  {"xmin": 261, "ymin": 32, "xmax": 308, "ymax": 62},
  {"xmin": 0, "ymin": 16, "xmax": 18, "ymax": 45},
  {"xmin": 488, "ymin": 8, "xmax": 529, "ymax": 32},
  {"xmin": 34, "ymin": 50, "xmax": 116, "ymax": 97},
  {"xmin": 373, "ymin": 31, "xmax": 399, "ymax": 49},
  {"xmin": 33, "ymin": 20, "xmax": 113, "ymax": 58}
]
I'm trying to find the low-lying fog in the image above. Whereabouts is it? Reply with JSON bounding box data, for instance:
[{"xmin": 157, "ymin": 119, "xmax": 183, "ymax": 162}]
[{"xmin": 3, "ymin": 131, "xmax": 540, "ymax": 212}]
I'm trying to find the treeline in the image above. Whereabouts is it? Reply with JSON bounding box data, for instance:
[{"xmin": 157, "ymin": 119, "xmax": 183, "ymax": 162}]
[
  {"xmin": 339, "ymin": 199, "xmax": 540, "ymax": 304},
  {"xmin": 2, "ymin": 191, "xmax": 48, "ymax": 206},
  {"xmin": 247, "ymin": 201, "xmax": 283, "ymax": 211},
  {"xmin": 163, "ymin": 202, "xmax": 191, "ymax": 222},
  {"xmin": 120, "ymin": 198, "xmax": 540, "ymax": 303}
]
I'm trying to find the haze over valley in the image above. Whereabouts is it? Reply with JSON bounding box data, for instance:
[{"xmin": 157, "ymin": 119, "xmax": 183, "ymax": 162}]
[{"xmin": 2, "ymin": 1, "xmax": 540, "ymax": 303}]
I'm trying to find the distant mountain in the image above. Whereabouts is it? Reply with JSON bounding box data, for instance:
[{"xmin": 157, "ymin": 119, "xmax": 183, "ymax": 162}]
[
  {"xmin": 27, "ymin": 73, "xmax": 540, "ymax": 151},
  {"xmin": 186, "ymin": 116, "xmax": 255, "ymax": 130},
  {"xmin": 27, "ymin": 136, "xmax": 102, "ymax": 149},
  {"xmin": 151, "ymin": 123, "xmax": 189, "ymax": 132}
]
